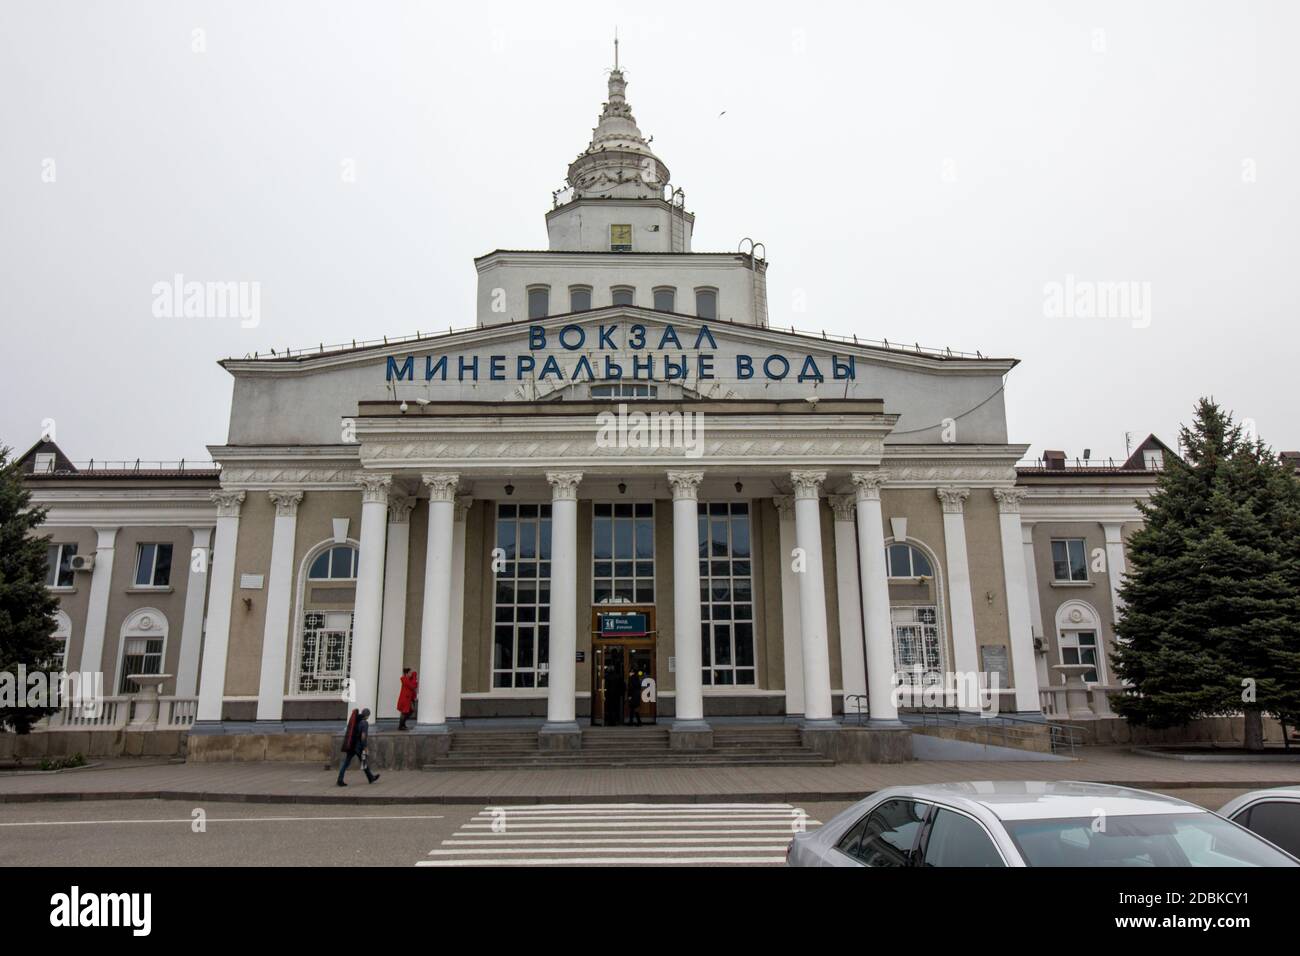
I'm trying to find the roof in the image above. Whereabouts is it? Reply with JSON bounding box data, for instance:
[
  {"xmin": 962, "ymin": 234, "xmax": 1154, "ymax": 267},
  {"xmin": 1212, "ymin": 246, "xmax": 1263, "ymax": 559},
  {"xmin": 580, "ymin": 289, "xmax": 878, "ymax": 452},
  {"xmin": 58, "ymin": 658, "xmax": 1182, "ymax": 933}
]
[
  {"xmin": 885, "ymin": 781, "xmax": 1205, "ymax": 821},
  {"xmin": 13, "ymin": 437, "xmax": 219, "ymax": 482}
]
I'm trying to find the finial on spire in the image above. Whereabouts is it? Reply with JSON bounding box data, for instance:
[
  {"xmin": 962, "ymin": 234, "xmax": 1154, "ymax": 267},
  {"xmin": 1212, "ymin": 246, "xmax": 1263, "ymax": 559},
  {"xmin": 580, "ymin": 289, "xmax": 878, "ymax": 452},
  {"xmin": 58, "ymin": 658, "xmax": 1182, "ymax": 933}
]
[{"xmin": 614, "ymin": 28, "xmax": 619, "ymax": 71}]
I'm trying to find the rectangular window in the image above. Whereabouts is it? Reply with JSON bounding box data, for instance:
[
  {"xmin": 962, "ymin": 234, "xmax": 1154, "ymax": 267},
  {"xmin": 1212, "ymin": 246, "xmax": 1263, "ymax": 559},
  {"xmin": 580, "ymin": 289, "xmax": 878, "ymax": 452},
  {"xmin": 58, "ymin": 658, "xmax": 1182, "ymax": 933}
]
[
  {"xmin": 1050, "ymin": 538, "xmax": 1089, "ymax": 582},
  {"xmin": 653, "ymin": 288, "xmax": 676, "ymax": 312},
  {"xmin": 610, "ymin": 223, "xmax": 632, "ymax": 251},
  {"xmin": 298, "ymin": 610, "xmax": 354, "ymax": 694},
  {"xmin": 570, "ymin": 287, "xmax": 592, "ymax": 312},
  {"xmin": 34, "ymin": 452, "xmax": 56, "ymax": 473},
  {"xmin": 891, "ymin": 605, "xmax": 942, "ymax": 686},
  {"xmin": 134, "ymin": 543, "xmax": 174, "ymax": 587},
  {"xmin": 493, "ymin": 504, "xmax": 553, "ymax": 689},
  {"xmin": 1060, "ymin": 630, "xmax": 1102, "ymax": 683},
  {"xmin": 46, "ymin": 543, "xmax": 78, "ymax": 588},
  {"xmin": 119, "ymin": 636, "xmax": 164, "ymax": 694},
  {"xmin": 611, "ymin": 287, "xmax": 634, "ymax": 307},
  {"xmin": 527, "ymin": 287, "xmax": 549, "ymax": 319},
  {"xmin": 590, "ymin": 383, "xmax": 658, "ymax": 399},
  {"xmin": 1143, "ymin": 449, "xmax": 1164, "ymax": 470},
  {"xmin": 698, "ymin": 502, "xmax": 755, "ymax": 686},
  {"xmin": 695, "ymin": 289, "xmax": 717, "ymax": 320},
  {"xmin": 592, "ymin": 502, "xmax": 654, "ymax": 605}
]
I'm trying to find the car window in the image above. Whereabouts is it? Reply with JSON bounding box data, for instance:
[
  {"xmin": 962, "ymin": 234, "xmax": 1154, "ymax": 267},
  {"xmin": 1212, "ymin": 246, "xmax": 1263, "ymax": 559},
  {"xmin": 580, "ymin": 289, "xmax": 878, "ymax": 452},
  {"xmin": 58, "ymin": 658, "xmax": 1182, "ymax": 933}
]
[
  {"xmin": 840, "ymin": 800, "xmax": 928, "ymax": 867},
  {"xmin": 1235, "ymin": 801, "xmax": 1300, "ymax": 857},
  {"xmin": 835, "ymin": 814, "xmax": 872, "ymax": 858},
  {"xmin": 921, "ymin": 809, "xmax": 1005, "ymax": 867},
  {"xmin": 1004, "ymin": 813, "xmax": 1299, "ymax": 867}
]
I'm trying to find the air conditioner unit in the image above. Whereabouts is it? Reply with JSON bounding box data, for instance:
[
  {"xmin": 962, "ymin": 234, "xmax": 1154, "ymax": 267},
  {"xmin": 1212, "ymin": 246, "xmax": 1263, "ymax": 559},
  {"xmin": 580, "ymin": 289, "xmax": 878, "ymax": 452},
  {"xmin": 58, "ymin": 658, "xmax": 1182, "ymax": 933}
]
[{"xmin": 69, "ymin": 554, "xmax": 96, "ymax": 572}]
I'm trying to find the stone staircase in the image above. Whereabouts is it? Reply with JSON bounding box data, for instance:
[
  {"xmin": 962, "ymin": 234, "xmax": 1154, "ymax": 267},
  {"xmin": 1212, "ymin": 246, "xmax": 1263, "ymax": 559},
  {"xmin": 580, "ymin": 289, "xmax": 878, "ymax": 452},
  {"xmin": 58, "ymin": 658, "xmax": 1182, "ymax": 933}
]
[{"xmin": 422, "ymin": 724, "xmax": 835, "ymax": 771}]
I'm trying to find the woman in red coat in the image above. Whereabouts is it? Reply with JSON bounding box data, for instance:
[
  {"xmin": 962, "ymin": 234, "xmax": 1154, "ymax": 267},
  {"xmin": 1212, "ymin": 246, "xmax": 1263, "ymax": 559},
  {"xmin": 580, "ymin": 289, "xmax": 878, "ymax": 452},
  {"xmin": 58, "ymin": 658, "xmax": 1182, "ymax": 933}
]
[{"xmin": 397, "ymin": 668, "xmax": 419, "ymax": 730}]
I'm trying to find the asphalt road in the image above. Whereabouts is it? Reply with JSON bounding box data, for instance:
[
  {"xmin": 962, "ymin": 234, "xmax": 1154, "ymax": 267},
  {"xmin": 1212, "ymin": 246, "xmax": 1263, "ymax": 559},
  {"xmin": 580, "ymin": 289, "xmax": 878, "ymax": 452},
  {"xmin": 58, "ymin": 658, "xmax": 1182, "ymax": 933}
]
[{"xmin": 0, "ymin": 788, "xmax": 1249, "ymax": 867}]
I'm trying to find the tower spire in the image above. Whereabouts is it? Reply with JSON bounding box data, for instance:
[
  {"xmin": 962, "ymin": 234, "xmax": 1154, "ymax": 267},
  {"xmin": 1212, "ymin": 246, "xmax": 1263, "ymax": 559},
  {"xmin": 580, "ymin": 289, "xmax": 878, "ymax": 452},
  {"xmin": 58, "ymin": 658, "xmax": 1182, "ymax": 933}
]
[{"xmin": 614, "ymin": 29, "xmax": 619, "ymax": 71}]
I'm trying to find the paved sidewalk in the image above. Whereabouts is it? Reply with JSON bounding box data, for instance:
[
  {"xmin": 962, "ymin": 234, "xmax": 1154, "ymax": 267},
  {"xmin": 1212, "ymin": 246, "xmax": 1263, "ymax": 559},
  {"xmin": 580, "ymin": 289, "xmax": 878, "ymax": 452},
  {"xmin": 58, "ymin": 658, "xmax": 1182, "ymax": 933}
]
[{"xmin": 3, "ymin": 748, "xmax": 1300, "ymax": 805}]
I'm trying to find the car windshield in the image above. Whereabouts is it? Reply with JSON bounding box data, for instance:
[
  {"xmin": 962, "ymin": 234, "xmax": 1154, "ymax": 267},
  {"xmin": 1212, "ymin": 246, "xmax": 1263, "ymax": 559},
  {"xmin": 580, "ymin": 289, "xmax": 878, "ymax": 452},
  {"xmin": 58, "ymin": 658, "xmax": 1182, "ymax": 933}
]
[{"xmin": 1003, "ymin": 812, "xmax": 1299, "ymax": 867}]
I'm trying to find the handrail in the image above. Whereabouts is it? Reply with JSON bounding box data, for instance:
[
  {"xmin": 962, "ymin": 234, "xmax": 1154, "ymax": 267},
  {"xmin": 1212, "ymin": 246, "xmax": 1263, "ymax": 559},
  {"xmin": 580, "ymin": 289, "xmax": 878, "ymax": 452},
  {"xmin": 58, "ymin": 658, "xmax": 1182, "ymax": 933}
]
[
  {"xmin": 906, "ymin": 706, "xmax": 1083, "ymax": 756},
  {"xmin": 844, "ymin": 694, "xmax": 869, "ymax": 726}
]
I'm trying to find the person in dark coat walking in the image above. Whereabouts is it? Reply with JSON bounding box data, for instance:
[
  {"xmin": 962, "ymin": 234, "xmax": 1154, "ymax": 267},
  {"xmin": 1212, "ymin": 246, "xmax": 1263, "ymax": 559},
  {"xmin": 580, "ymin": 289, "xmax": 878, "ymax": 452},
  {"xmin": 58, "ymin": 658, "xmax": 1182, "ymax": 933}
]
[
  {"xmin": 605, "ymin": 664, "xmax": 625, "ymax": 726},
  {"xmin": 337, "ymin": 707, "xmax": 380, "ymax": 786},
  {"xmin": 626, "ymin": 668, "xmax": 643, "ymax": 726},
  {"xmin": 397, "ymin": 668, "xmax": 419, "ymax": 731}
]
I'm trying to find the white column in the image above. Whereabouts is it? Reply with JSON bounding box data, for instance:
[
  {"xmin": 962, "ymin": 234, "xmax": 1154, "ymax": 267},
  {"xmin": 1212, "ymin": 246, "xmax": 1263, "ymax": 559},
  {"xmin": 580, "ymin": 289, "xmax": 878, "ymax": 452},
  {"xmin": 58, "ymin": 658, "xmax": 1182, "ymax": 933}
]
[
  {"xmin": 417, "ymin": 474, "xmax": 458, "ymax": 728},
  {"xmin": 791, "ymin": 471, "xmax": 835, "ymax": 725},
  {"xmin": 175, "ymin": 526, "xmax": 212, "ymax": 698},
  {"xmin": 828, "ymin": 495, "xmax": 867, "ymax": 707},
  {"xmin": 256, "ymin": 491, "xmax": 303, "ymax": 722},
  {"xmin": 77, "ymin": 526, "xmax": 119, "ymax": 676},
  {"xmin": 668, "ymin": 471, "xmax": 706, "ymax": 727},
  {"xmin": 544, "ymin": 472, "xmax": 582, "ymax": 730},
  {"xmin": 773, "ymin": 495, "xmax": 805, "ymax": 716},
  {"xmin": 197, "ymin": 491, "xmax": 245, "ymax": 723},
  {"xmin": 349, "ymin": 474, "xmax": 391, "ymax": 715},
  {"xmin": 937, "ymin": 486, "xmax": 980, "ymax": 711},
  {"xmin": 376, "ymin": 494, "xmax": 415, "ymax": 720},
  {"xmin": 445, "ymin": 496, "xmax": 472, "ymax": 721},
  {"xmin": 1102, "ymin": 521, "xmax": 1128, "ymax": 624},
  {"xmin": 994, "ymin": 488, "xmax": 1041, "ymax": 713},
  {"xmin": 852, "ymin": 471, "xmax": 900, "ymax": 723}
]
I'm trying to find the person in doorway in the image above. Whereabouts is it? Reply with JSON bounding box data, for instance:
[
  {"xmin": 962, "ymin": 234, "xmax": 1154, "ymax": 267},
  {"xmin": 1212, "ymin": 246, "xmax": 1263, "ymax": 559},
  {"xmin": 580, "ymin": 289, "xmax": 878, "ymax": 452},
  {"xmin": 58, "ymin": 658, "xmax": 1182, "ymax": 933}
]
[
  {"xmin": 397, "ymin": 667, "xmax": 419, "ymax": 731},
  {"xmin": 337, "ymin": 707, "xmax": 380, "ymax": 786},
  {"xmin": 626, "ymin": 668, "xmax": 643, "ymax": 726},
  {"xmin": 606, "ymin": 663, "xmax": 625, "ymax": 726}
]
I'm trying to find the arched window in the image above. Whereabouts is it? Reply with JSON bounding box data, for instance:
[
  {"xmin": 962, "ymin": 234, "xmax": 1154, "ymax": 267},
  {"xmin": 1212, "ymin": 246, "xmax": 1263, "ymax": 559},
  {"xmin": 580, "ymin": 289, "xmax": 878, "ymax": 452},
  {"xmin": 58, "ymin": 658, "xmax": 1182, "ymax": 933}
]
[
  {"xmin": 50, "ymin": 610, "xmax": 72, "ymax": 670},
  {"xmin": 117, "ymin": 608, "xmax": 168, "ymax": 694},
  {"xmin": 309, "ymin": 544, "xmax": 358, "ymax": 580},
  {"xmin": 887, "ymin": 542, "xmax": 933, "ymax": 578},
  {"xmin": 527, "ymin": 286, "xmax": 550, "ymax": 320},
  {"xmin": 1055, "ymin": 601, "xmax": 1105, "ymax": 684},
  {"xmin": 653, "ymin": 287, "xmax": 676, "ymax": 312},
  {"xmin": 611, "ymin": 286, "xmax": 635, "ymax": 307},
  {"xmin": 695, "ymin": 288, "xmax": 718, "ymax": 320},
  {"xmin": 569, "ymin": 286, "xmax": 592, "ymax": 312}
]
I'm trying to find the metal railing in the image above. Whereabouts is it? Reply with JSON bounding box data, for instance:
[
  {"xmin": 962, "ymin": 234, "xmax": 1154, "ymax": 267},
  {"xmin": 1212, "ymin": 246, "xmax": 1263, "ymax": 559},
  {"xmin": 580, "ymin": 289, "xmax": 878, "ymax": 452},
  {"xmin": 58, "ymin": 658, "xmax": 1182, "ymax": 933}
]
[
  {"xmin": 844, "ymin": 694, "xmax": 869, "ymax": 725},
  {"xmin": 908, "ymin": 706, "xmax": 1083, "ymax": 757},
  {"xmin": 36, "ymin": 459, "xmax": 220, "ymax": 474}
]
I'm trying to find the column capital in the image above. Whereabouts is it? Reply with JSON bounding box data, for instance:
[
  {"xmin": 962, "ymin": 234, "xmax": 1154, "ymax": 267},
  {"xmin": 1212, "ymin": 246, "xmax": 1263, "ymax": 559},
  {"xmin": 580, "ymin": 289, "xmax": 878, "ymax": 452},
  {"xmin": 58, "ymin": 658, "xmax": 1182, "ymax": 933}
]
[
  {"xmin": 388, "ymin": 494, "xmax": 416, "ymax": 524},
  {"xmin": 936, "ymin": 486, "xmax": 971, "ymax": 514},
  {"xmin": 211, "ymin": 490, "xmax": 246, "ymax": 518},
  {"xmin": 1101, "ymin": 520, "xmax": 1126, "ymax": 543},
  {"xmin": 546, "ymin": 471, "xmax": 583, "ymax": 500},
  {"xmin": 454, "ymin": 495, "xmax": 474, "ymax": 521},
  {"xmin": 357, "ymin": 473, "xmax": 393, "ymax": 504},
  {"xmin": 850, "ymin": 470, "xmax": 890, "ymax": 501},
  {"xmin": 773, "ymin": 494, "xmax": 796, "ymax": 521},
  {"xmin": 992, "ymin": 487, "xmax": 1027, "ymax": 514},
  {"xmin": 828, "ymin": 494, "xmax": 857, "ymax": 521},
  {"xmin": 666, "ymin": 470, "xmax": 704, "ymax": 500},
  {"xmin": 422, "ymin": 473, "xmax": 460, "ymax": 502},
  {"xmin": 790, "ymin": 470, "xmax": 827, "ymax": 500},
  {"xmin": 268, "ymin": 490, "xmax": 304, "ymax": 517}
]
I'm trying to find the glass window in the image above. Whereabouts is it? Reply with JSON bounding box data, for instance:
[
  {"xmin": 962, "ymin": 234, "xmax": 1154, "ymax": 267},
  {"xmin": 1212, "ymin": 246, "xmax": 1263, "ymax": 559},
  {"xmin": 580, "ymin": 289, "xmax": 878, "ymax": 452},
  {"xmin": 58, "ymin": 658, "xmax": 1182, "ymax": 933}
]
[
  {"xmin": 887, "ymin": 543, "xmax": 933, "ymax": 578},
  {"xmin": 308, "ymin": 545, "xmax": 358, "ymax": 581},
  {"xmin": 570, "ymin": 287, "xmax": 592, "ymax": 312},
  {"xmin": 653, "ymin": 288, "xmax": 676, "ymax": 312},
  {"xmin": 891, "ymin": 605, "xmax": 943, "ymax": 688},
  {"xmin": 34, "ymin": 452, "xmax": 56, "ymax": 473},
  {"xmin": 610, "ymin": 224, "xmax": 632, "ymax": 251},
  {"xmin": 611, "ymin": 287, "xmax": 634, "ymax": 307},
  {"xmin": 698, "ymin": 502, "xmax": 754, "ymax": 686},
  {"xmin": 590, "ymin": 383, "xmax": 658, "ymax": 399},
  {"xmin": 921, "ymin": 809, "xmax": 1005, "ymax": 867},
  {"xmin": 46, "ymin": 543, "xmax": 78, "ymax": 588},
  {"xmin": 592, "ymin": 502, "xmax": 654, "ymax": 605},
  {"xmin": 695, "ymin": 289, "xmax": 717, "ymax": 320},
  {"xmin": 1234, "ymin": 802, "xmax": 1300, "ymax": 858},
  {"xmin": 527, "ymin": 287, "xmax": 549, "ymax": 320},
  {"xmin": 119, "ymin": 636, "xmax": 165, "ymax": 694},
  {"xmin": 1051, "ymin": 538, "xmax": 1089, "ymax": 582},
  {"xmin": 134, "ymin": 543, "xmax": 173, "ymax": 587},
  {"xmin": 843, "ymin": 800, "xmax": 928, "ymax": 866},
  {"xmin": 493, "ymin": 504, "xmax": 553, "ymax": 688},
  {"xmin": 297, "ymin": 610, "xmax": 354, "ymax": 695},
  {"xmin": 1059, "ymin": 630, "xmax": 1102, "ymax": 683},
  {"xmin": 1004, "ymin": 813, "xmax": 1299, "ymax": 867}
]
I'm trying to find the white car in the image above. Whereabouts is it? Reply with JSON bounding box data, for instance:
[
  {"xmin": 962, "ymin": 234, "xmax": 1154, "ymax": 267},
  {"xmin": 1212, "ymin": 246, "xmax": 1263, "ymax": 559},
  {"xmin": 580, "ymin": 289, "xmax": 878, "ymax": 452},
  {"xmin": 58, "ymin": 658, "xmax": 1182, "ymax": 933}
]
[
  {"xmin": 787, "ymin": 781, "xmax": 1300, "ymax": 867},
  {"xmin": 1219, "ymin": 787, "xmax": 1300, "ymax": 858}
]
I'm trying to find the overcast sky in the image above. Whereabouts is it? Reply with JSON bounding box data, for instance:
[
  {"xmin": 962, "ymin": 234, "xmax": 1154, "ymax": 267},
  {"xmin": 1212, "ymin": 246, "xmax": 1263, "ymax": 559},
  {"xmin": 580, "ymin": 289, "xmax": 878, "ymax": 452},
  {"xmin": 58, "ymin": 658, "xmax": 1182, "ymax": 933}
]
[{"xmin": 2, "ymin": 0, "xmax": 1297, "ymax": 465}]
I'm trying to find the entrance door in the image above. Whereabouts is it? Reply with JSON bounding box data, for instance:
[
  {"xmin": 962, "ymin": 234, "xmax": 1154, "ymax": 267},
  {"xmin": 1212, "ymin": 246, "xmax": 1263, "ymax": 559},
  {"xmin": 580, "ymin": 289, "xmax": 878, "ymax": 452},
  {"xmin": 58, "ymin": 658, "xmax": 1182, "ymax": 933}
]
[{"xmin": 590, "ymin": 606, "xmax": 657, "ymax": 726}]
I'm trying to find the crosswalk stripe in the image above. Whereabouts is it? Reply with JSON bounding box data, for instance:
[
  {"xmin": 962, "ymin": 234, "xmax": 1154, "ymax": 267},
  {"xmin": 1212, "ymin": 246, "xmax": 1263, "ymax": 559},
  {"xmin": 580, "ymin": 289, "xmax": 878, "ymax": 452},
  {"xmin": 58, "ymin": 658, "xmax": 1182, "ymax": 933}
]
[{"xmin": 417, "ymin": 801, "xmax": 814, "ymax": 867}]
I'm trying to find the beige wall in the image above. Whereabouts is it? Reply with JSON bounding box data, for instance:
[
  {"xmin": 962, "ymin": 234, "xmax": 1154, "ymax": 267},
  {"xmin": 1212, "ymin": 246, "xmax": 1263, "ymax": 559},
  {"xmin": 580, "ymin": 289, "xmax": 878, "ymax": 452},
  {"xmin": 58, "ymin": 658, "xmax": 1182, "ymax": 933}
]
[
  {"xmin": 43, "ymin": 527, "xmax": 97, "ymax": 675},
  {"xmin": 102, "ymin": 526, "xmax": 194, "ymax": 694},
  {"xmin": 1029, "ymin": 520, "xmax": 1123, "ymax": 683}
]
